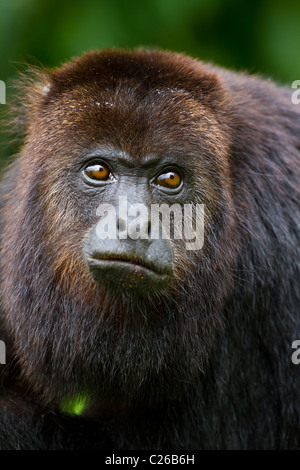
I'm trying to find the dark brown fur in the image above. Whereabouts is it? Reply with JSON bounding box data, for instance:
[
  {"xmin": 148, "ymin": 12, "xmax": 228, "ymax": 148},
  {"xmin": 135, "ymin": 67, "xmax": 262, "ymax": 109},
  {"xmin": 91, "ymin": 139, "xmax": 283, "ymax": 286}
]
[{"xmin": 0, "ymin": 49, "xmax": 299, "ymax": 449}]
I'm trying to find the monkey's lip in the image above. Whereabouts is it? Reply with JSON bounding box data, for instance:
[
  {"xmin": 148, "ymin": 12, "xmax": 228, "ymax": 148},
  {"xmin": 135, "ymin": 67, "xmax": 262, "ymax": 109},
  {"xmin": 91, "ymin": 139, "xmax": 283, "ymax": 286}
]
[{"xmin": 87, "ymin": 254, "xmax": 172, "ymax": 277}]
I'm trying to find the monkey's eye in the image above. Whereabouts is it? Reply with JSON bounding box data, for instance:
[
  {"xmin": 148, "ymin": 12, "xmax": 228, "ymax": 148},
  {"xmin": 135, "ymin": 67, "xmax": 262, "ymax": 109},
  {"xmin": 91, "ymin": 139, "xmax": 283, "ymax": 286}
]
[
  {"xmin": 155, "ymin": 171, "xmax": 182, "ymax": 189},
  {"xmin": 83, "ymin": 163, "xmax": 111, "ymax": 182}
]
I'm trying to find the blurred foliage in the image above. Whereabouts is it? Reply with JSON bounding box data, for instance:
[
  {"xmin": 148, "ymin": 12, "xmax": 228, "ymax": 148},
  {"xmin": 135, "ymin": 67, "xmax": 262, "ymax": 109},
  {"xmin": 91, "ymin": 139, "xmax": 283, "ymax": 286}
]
[
  {"xmin": 0, "ymin": 0, "xmax": 300, "ymax": 165},
  {"xmin": 60, "ymin": 395, "xmax": 88, "ymax": 416}
]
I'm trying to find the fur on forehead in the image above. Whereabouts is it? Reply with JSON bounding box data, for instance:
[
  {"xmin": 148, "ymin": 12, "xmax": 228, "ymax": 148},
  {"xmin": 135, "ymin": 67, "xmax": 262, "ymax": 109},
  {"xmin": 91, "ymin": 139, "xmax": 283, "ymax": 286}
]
[
  {"xmin": 40, "ymin": 49, "xmax": 224, "ymax": 109},
  {"xmin": 9, "ymin": 49, "xmax": 229, "ymax": 158}
]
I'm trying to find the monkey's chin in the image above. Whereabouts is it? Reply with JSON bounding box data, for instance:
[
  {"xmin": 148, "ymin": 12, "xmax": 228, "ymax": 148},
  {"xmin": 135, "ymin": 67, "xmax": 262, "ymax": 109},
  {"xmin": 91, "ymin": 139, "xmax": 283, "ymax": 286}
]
[{"xmin": 87, "ymin": 258, "xmax": 173, "ymax": 296}]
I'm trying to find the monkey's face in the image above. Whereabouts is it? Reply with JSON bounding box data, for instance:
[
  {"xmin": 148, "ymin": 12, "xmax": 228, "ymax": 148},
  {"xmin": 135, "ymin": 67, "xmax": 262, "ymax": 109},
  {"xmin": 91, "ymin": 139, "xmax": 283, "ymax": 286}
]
[
  {"xmin": 81, "ymin": 150, "xmax": 178, "ymax": 297},
  {"xmin": 22, "ymin": 54, "xmax": 232, "ymax": 306}
]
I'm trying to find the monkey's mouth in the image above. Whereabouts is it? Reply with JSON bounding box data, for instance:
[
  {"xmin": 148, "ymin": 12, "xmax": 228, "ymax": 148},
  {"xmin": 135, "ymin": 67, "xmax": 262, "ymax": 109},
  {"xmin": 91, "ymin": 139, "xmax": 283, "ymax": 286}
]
[
  {"xmin": 86, "ymin": 254, "xmax": 174, "ymax": 293},
  {"xmin": 88, "ymin": 253, "xmax": 171, "ymax": 277}
]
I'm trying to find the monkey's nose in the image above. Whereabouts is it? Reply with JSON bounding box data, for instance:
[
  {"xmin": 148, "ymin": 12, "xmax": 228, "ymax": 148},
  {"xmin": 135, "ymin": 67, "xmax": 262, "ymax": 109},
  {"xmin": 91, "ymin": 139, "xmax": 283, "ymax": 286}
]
[{"xmin": 116, "ymin": 208, "xmax": 151, "ymax": 240}]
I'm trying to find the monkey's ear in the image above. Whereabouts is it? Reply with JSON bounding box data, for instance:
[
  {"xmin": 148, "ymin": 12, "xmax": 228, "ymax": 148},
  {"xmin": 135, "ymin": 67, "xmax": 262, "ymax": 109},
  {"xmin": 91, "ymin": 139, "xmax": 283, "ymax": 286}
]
[{"xmin": 7, "ymin": 66, "xmax": 52, "ymax": 143}]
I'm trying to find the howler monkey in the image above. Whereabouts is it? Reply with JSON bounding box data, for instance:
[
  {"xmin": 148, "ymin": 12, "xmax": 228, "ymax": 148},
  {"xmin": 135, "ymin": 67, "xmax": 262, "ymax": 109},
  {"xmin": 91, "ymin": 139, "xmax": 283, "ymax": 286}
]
[{"xmin": 0, "ymin": 49, "xmax": 299, "ymax": 450}]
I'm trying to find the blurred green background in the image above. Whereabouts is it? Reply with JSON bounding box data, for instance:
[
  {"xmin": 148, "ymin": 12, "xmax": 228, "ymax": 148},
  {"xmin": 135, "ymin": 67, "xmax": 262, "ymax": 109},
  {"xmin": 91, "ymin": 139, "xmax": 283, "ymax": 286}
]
[{"xmin": 1, "ymin": 0, "xmax": 300, "ymax": 166}]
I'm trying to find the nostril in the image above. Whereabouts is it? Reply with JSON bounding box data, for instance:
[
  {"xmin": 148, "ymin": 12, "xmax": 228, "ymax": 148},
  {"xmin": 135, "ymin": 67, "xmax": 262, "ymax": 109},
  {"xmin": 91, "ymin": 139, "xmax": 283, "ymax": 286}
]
[
  {"xmin": 147, "ymin": 220, "xmax": 151, "ymax": 236},
  {"xmin": 117, "ymin": 212, "xmax": 152, "ymax": 239},
  {"xmin": 117, "ymin": 217, "xmax": 127, "ymax": 233}
]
